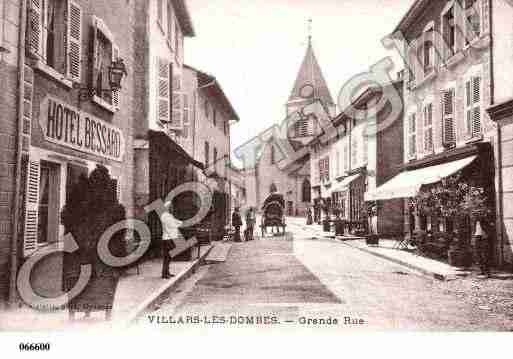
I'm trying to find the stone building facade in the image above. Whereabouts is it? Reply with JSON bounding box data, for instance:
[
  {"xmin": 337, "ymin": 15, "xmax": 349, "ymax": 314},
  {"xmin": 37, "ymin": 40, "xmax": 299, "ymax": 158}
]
[
  {"xmin": 0, "ymin": 0, "xmax": 137, "ymax": 306},
  {"xmin": 372, "ymin": 0, "xmax": 513, "ymax": 266}
]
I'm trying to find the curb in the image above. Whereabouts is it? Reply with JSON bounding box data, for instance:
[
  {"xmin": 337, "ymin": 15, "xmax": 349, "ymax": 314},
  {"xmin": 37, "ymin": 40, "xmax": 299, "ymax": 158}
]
[
  {"xmin": 339, "ymin": 240, "xmax": 453, "ymax": 281},
  {"xmin": 122, "ymin": 244, "xmax": 214, "ymax": 325}
]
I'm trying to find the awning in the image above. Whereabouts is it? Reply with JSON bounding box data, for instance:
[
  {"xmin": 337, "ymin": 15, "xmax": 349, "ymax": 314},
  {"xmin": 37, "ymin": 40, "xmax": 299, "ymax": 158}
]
[
  {"xmin": 364, "ymin": 156, "xmax": 477, "ymax": 201},
  {"xmin": 326, "ymin": 173, "xmax": 361, "ymax": 197}
]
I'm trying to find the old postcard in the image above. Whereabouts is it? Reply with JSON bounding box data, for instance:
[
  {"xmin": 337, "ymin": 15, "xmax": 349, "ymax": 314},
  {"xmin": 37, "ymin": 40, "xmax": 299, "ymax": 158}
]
[{"xmin": 1, "ymin": 0, "xmax": 513, "ymax": 355}]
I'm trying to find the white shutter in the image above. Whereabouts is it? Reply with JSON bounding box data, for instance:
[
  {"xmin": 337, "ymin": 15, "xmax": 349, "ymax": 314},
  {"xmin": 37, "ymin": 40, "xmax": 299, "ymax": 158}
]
[
  {"xmin": 112, "ymin": 45, "xmax": 120, "ymax": 110},
  {"xmin": 67, "ymin": 1, "xmax": 82, "ymax": 82},
  {"xmin": 472, "ymin": 76, "xmax": 482, "ymax": 136},
  {"xmin": 181, "ymin": 93, "xmax": 189, "ymax": 138},
  {"xmin": 408, "ymin": 114, "xmax": 417, "ymax": 157},
  {"xmin": 28, "ymin": 0, "xmax": 43, "ymax": 58},
  {"xmin": 442, "ymin": 90, "xmax": 455, "ymax": 146},
  {"xmin": 424, "ymin": 104, "xmax": 433, "ymax": 152},
  {"xmin": 157, "ymin": 58, "xmax": 170, "ymax": 124},
  {"xmin": 23, "ymin": 159, "xmax": 41, "ymax": 257},
  {"xmin": 169, "ymin": 74, "xmax": 183, "ymax": 130}
]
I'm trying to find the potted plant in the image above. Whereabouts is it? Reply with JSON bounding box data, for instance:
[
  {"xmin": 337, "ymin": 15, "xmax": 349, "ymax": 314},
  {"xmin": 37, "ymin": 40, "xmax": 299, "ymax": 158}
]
[{"xmin": 61, "ymin": 165, "xmax": 127, "ymax": 320}]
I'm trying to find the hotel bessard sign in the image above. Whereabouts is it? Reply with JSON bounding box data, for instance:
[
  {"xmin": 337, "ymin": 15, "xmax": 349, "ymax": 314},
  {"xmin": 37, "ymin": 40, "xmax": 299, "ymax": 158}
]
[{"xmin": 39, "ymin": 96, "xmax": 125, "ymax": 162}]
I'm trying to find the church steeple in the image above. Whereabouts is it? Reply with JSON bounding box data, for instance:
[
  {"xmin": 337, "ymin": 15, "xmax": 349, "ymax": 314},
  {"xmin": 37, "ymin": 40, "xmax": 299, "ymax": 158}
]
[{"xmin": 287, "ymin": 26, "xmax": 334, "ymax": 108}]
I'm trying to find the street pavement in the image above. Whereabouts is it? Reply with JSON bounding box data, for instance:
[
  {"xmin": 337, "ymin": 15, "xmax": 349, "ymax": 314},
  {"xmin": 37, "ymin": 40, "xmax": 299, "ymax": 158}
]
[{"xmin": 141, "ymin": 217, "xmax": 513, "ymax": 331}]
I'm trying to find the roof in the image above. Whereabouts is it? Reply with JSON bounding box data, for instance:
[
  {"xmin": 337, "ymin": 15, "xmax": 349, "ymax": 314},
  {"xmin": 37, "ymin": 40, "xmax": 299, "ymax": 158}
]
[
  {"xmin": 184, "ymin": 64, "xmax": 240, "ymax": 122},
  {"xmin": 392, "ymin": 0, "xmax": 430, "ymax": 35},
  {"xmin": 172, "ymin": 0, "xmax": 195, "ymax": 37},
  {"xmin": 288, "ymin": 40, "xmax": 334, "ymax": 106}
]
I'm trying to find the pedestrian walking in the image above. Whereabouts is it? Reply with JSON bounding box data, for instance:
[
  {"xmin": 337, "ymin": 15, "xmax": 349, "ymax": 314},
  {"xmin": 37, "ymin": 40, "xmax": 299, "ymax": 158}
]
[
  {"xmin": 245, "ymin": 207, "xmax": 256, "ymax": 241},
  {"xmin": 232, "ymin": 207, "xmax": 243, "ymax": 242},
  {"xmin": 306, "ymin": 207, "xmax": 313, "ymax": 225},
  {"xmin": 160, "ymin": 202, "xmax": 182, "ymax": 279}
]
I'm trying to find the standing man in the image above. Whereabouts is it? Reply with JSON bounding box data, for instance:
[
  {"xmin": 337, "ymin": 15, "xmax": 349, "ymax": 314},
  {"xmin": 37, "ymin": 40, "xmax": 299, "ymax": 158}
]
[
  {"xmin": 160, "ymin": 202, "xmax": 182, "ymax": 279},
  {"xmin": 232, "ymin": 207, "xmax": 243, "ymax": 242},
  {"xmin": 245, "ymin": 207, "xmax": 256, "ymax": 241}
]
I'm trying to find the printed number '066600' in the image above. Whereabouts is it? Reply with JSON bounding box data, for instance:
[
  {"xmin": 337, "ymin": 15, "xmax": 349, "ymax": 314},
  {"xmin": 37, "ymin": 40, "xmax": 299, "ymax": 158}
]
[{"xmin": 19, "ymin": 343, "xmax": 51, "ymax": 351}]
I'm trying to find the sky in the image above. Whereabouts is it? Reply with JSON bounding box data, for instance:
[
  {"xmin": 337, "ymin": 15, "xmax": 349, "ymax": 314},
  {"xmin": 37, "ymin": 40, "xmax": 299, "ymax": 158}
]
[{"xmin": 184, "ymin": 0, "xmax": 416, "ymax": 157}]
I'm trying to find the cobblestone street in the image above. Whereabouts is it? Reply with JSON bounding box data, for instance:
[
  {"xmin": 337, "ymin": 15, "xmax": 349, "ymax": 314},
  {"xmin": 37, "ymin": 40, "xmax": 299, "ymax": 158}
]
[{"xmin": 142, "ymin": 218, "xmax": 513, "ymax": 331}]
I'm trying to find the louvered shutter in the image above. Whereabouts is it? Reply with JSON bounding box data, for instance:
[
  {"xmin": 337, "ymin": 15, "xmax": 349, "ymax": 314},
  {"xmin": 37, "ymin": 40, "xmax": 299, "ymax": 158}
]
[
  {"xmin": 442, "ymin": 90, "xmax": 456, "ymax": 146},
  {"xmin": 112, "ymin": 45, "xmax": 120, "ymax": 110},
  {"xmin": 23, "ymin": 158, "xmax": 41, "ymax": 257},
  {"xmin": 67, "ymin": 1, "xmax": 82, "ymax": 82},
  {"xmin": 472, "ymin": 76, "xmax": 481, "ymax": 136},
  {"xmin": 182, "ymin": 93, "xmax": 189, "ymax": 138},
  {"xmin": 157, "ymin": 58, "xmax": 170, "ymax": 124},
  {"xmin": 111, "ymin": 178, "xmax": 121, "ymax": 202},
  {"xmin": 28, "ymin": 0, "xmax": 43, "ymax": 58},
  {"xmin": 424, "ymin": 104, "xmax": 433, "ymax": 152},
  {"xmin": 408, "ymin": 114, "xmax": 416, "ymax": 157},
  {"xmin": 170, "ymin": 74, "xmax": 183, "ymax": 130}
]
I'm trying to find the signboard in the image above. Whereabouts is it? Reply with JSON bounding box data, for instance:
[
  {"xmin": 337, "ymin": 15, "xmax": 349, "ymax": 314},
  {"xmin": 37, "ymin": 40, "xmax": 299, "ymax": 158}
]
[{"xmin": 39, "ymin": 96, "xmax": 125, "ymax": 162}]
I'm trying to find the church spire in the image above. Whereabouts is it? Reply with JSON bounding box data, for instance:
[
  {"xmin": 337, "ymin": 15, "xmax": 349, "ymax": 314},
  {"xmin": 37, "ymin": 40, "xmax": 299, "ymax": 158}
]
[{"xmin": 287, "ymin": 23, "xmax": 334, "ymax": 106}]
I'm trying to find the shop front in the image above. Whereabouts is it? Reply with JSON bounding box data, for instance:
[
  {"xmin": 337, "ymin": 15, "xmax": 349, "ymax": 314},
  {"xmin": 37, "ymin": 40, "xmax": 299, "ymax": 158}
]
[
  {"xmin": 366, "ymin": 143, "xmax": 496, "ymax": 265},
  {"xmin": 21, "ymin": 95, "xmax": 128, "ymax": 299}
]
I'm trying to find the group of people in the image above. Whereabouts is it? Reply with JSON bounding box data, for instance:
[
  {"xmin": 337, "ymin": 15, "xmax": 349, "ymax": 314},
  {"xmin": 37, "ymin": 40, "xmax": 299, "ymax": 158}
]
[{"xmin": 231, "ymin": 207, "xmax": 256, "ymax": 242}]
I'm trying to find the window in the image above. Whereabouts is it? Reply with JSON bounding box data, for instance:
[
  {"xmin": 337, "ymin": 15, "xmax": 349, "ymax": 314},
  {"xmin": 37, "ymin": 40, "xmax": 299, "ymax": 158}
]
[
  {"xmin": 28, "ymin": 0, "xmax": 82, "ymax": 81},
  {"xmin": 157, "ymin": 0, "xmax": 163, "ymax": 27},
  {"xmin": 343, "ymin": 144, "xmax": 349, "ymax": 172},
  {"xmin": 302, "ymin": 179, "xmax": 311, "ymax": 203},
  {"xmin": 157, "ymin": 58, "xmax": 170, "ymax": 124},
  {"xmin": 443, "ymin": 6, "xmax": 456, "ymax": 59},
  {"xmin": 204, "ymin": 100, "xmax": 209, "ymax": 119},
  {"xmin": 442, "ymin": 89, "xmax": 456, "ymax": 147},
  {"xmin": 294, "ymin": 117, "xmax": 309, "ymax": 137},
  {"xmin": 351, "ymin": 139, "xmax": 358, "ymax": 168},
  {"xmin": 408, "ymin": 40, "xmax": 417, "ymax": 88},
  {"xmin": 319, "ymin": 157, "xmax": 330, "ymax": 182},
  {"xmin": 175, "ymin": 22, "xmax": 180, "ymax": 59},
  {"xmin": 167, "ymin": 0, "xmax": 173, "ymax": 40},
  {"xmin": 213, "ymin": 147, "xmax": 218, "ymax": 172},
  {"xmin": 408, "ymin": 113, "xmax": 417, "ymax": 158},
  {"xmin": 204, "ymin": 141, "xmax": 209, "ymax": 168},
  {"xmin": 465, "ymin": 76, "xmax": 482, "ymax": 137},
  {"xmin": 423, "ymin": 103, "xmax": 433, "ymax": 153},
  {"xmin": 336, "ymin": 150, "xmax": 341, "ymax": 177},
  {"xmin": 423, "ymin": 28, "xmax": 435, "ymax": 74},
  {"xmin": 181, "ymin": 93, "xmax": 189, "ymax": 138},
  {"xmin": 464, "ymin": 0, "xmax": 481, "ymax": 44},
  {"xmin": 170, "ymin": 74, "xmax": 183, "ymax": 130}
]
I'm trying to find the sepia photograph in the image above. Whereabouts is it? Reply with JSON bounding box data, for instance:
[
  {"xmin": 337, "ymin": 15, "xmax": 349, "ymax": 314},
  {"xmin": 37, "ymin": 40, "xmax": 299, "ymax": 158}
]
[{"xmin": 0, "ymin": 0, "xmax": 513, "ymax": 355}]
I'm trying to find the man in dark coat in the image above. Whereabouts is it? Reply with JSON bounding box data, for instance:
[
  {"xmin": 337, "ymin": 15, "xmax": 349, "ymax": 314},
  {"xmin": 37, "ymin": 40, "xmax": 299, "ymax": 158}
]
[
  {"xmin": 232, "ymin": 207, "xmax": 243, "ymax": 242},
  {"xmin": 245, "ymin": 207, "xmax": 256, "ymax": 241}
]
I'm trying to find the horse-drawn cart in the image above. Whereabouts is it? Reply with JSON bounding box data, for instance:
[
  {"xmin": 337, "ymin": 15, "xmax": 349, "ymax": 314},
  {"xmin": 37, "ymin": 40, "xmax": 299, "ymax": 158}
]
[{"xmin": 260, "ymin": 193, "xmax": 286, "ymax": 237}]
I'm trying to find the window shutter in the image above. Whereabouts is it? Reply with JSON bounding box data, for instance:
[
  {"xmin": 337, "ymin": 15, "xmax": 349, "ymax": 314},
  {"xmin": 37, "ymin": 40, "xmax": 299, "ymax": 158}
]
[
  {"xmin": 23, "ymin": 159, "xmax": 41, "ymax": 257},
  {"xmin": 28, "ymin": 0, "xmax": 43, "ymax": 58},
  {"xmin": 67, "ymin": 1, "xmax": 82, "ymax": 82},
  {"xmin": 157, "ymin": 58, "xmax": 170, "ymax": 124},
  {"xmin": 423, "ymin": 104, "xmax": 433, "ymax": 152},
  {"xmin": 472, "ymin": 76, "xmax": 482, "ymax": 136},
  {"xmin": 343, "ymin": 145, "xmax": 348, "ymax": 172},
  {"xmin": 408, "ymin": 113, "xmax": 417, "ymax": 157},
  {"xmin": 442, "ymin": 90, "xmax": 456, "ymax": 146},
  {"xmin": 170, "ymin": 74, "xmax": 183, "ymax": 130},
  {"xmin": 112, "ymin": 45, "xmax": 120, "ymax": 110},
  {"xmin": 111, "ymin": 178, "xmax": 121, "ymax": 202},
  {"xmin": 182, "ymin": 93, "xmax": 189, "ymax": 138}
]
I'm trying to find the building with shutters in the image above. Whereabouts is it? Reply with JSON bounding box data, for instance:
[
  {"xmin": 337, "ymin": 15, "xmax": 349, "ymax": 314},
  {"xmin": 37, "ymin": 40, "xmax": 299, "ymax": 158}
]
[
  {"xmin": 242, "ymin": 38, "xmax": 333, "ymax": 217},
  {"xmin": 365, "ymin": 0, "xmax": 513, "ymax": 267},
  {"xmin": 132, "ymin": 1, "xmax": 208, "ymax": 247},
  {"xmin": 0, "ymin": 0, "xmax": 138, "ymax": 306},
  {"xmin": 310, "ymin": 80, "xmax": 404, "ymax": 236}
]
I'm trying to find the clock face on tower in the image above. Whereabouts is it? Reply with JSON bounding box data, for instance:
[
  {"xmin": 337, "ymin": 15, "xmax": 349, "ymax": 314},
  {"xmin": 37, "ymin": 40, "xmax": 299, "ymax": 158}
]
[{"xmin": 299, "ymin": 84, "xmax": 314, "ymax": 99}]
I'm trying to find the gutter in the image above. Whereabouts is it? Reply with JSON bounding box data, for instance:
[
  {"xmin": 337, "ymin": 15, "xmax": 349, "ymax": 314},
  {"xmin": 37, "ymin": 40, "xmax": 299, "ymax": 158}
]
[{"xmin": 9, "ymin": 0, "xmax": 27, "ymax": 306}]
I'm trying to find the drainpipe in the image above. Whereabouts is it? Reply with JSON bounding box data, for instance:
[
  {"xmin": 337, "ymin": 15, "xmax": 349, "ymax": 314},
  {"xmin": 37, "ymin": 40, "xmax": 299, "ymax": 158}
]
[
  {"xmin": 487, "ymin": 0, "xmax": 504, "ymax": 265},
  {"xmin": 9, "ymin": 0, "xmax": 27, "ymax": 307}
]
